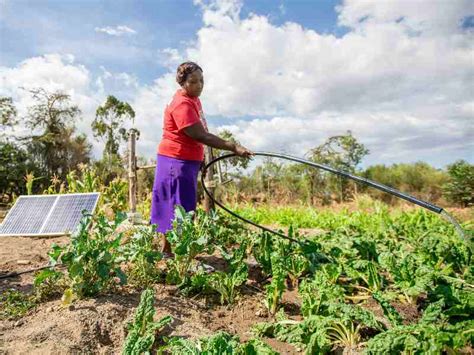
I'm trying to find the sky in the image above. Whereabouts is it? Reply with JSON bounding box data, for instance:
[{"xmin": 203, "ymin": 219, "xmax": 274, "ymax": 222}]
[{"xmin": 1, "ymin": 0, "xmax": 473, "ymax": 168}]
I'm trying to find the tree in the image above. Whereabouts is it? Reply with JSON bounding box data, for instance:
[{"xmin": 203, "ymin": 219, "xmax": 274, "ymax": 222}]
[
  {"xmin": 0, "ymin": 141, "xmax": 41, "ymax": 200},
  {"xmin": 60, "ymin": 128, "xmax": 92, "ymax": 171},
  {"xmin": 0, "ymin": 97, "xmax": 17, "ymax": 128},
  {"xmin": 24, "ymin": 88, "xmax": 91, "ymax": 178},
  {"xmin": 363, "ymin": 162, "xmax": 448, "ymax": 204},
  {"xmin": 308, "ymin": 131, "xmax": 369, "ymax": 202},
  {"xmin": 92, "ymin": 95, "xmax": 135, "ymax": 159},
  {"xmin": 443, "ymin": 160, "xmax": 474, "ymax": 207},
  {"xmin": 214, "ymin": 130, "xmax": 250, "ymax": 181}
]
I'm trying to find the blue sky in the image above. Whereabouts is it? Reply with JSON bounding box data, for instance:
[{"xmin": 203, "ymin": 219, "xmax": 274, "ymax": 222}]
[
  {"xmin": 1, "ymin": 0, "xmax": 343, "ymax": 85},
  {"xmin": 1, "ymin": 0, "xmax": 201, "ymax": 81},
  {"xmin": 1, "ymin": 0, "xmax": 473, "ymax": 167}
]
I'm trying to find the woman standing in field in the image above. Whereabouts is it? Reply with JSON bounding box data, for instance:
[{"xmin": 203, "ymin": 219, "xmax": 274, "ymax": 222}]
[{"xmin": 151, "ymin": 61, "xmax": 253, "ymax": 255}]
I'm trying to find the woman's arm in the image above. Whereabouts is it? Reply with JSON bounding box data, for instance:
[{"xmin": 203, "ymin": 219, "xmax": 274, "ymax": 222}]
[{"xmin": 183, "ymin": 122, "xmax": 253, "ymax": 157}]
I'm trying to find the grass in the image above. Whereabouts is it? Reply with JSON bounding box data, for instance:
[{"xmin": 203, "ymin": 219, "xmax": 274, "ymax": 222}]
[{"xmin": 0, "ymin": 289, "xmax": 36, "ymax": 320}]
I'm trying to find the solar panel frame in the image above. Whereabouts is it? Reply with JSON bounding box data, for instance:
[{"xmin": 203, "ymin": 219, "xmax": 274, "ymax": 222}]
[{"xmin": 0, "ymin": 193, "xmax": 100, "ymax": 237}]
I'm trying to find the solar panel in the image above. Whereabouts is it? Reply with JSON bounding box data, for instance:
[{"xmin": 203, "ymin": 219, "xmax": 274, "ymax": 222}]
[{"xmin": 0, "ymin": 193, "xmax": 100, "ymax": 237}]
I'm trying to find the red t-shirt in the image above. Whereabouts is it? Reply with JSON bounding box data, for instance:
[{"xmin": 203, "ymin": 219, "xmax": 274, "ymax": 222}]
[{"xmin": 158, "ymin": 90, "xmax": 207, "ymax": 161}]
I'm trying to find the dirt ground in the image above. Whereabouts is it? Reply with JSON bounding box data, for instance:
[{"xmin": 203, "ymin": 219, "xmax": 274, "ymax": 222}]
[
  {"xmin": 0, "ymin": 236, "xmax": 69, "ymax": 294},
  {"xmin": 0, "ymin": 235, "xmax": 300, "ymax": 354}
]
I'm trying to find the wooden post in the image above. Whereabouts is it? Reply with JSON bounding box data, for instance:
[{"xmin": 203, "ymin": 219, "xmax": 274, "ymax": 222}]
[
  {"xmin": 128, "ymin": 129, "xmax": 137, "ymax": 213},
  {"xmin": 216, "ymin": 160, "xmax": 223, "ymax": 184},
  {"xmin": 203, "ymin": 146, "xmax": 215, "ymax": 213}
]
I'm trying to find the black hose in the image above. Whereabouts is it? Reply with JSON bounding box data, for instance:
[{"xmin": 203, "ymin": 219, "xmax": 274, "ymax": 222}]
[
  {"xmin": 201, "ymin": 151, "xmax": 444, "ymax": 241},
  {"xmin": 0, "ymin": 264, "xmax": 63, "ymax": 280}
]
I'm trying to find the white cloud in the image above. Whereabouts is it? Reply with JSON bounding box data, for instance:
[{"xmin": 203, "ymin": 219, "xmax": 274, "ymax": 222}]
[
  {"xmin": 131, "ymin": 0, "xmax": 473, "ymax": 166},
  {"xmin": 337, "ymin": 0, "xmax": 472, "ymax": 35},
  {"xmin": 180, "ymin": 1, "xmax": 473, "ymax": 119},
  {"xmin": 0, "ymin": 55, "xmax": 102, "ymax": 156},
  {"xmin": 0, "ymin": 54, "xmax": 97, "ymax": 122},
  {"xmin": 158, "ymin": 48, "xmax": 184, "ymax": 70},
  {"xmin": 0, "ymin": 54, "xmax": 143, "ymax": 157},
  {"xmin": 132, "ymin": 73, "xmax": 179, "ymax": 158},
  {"xmin": 96, "ymin": 66, "xmax": 139, "ymax": 97},
  {"xmin": 94, "ymin": 25, "xmax": 137, "ymax": 36}
]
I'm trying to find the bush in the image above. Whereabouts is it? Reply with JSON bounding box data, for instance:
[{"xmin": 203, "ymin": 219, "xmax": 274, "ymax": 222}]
[
  {"xmin": 362, "ymin": 162, "xmax": 448, "ymax": 204},
  {"xmin": 443, "ymin": 160, "xmax": 474, "ymax": 207}
]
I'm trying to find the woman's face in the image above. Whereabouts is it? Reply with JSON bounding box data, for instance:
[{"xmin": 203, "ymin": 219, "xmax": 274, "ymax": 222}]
[{"xmin": 182, "ymin": 69, "xmax": 204, "ymax": 97}]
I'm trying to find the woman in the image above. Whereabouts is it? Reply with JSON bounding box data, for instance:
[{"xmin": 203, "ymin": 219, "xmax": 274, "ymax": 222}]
[{"xmin": 151, "ymin": 61, "xmax": 253, "ymax": 255}]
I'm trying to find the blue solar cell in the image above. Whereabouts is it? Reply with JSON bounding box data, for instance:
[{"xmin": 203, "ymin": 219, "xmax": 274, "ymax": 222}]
[
  {"xmin": 41, "ymin": 194, "xmax": 99, "ymax": 234},
  {"xmin": 0, "ymin": 193, "xmax": 100, "ymax": 236},
  {"xmin": 0, "ymin": 196, "xmax": 57, "ymax": 235}
]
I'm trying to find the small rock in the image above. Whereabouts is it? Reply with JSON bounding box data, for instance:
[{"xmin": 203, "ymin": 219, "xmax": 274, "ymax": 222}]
[
  {"xmin": 17, "ymin": 260, "xmax": 31, "ymax": 265},
  {"xmin": 68, "ymin": 304, "xmax": 75, "ymax": 311},
  {"xmin": 14, "ymin": 319, "xmax": 24, "ymax": 327}
]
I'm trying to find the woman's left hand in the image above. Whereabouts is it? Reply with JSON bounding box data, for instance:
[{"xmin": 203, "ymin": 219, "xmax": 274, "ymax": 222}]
[{"xmin": 234, "ymin": 144, "xmax": 254, "ymax": 158}]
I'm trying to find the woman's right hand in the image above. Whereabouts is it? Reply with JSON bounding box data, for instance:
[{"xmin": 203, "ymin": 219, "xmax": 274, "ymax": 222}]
[{"xmin": 233, "ymin": 144, "xmax": 254, "ymax": 158}]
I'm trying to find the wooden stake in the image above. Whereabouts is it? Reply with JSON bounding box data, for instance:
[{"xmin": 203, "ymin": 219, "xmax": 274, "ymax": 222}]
[
  {"xmin": 128, "ymin": 129, "xmax": 138, "ymax": 213},
  {"xmin": 203, "ymin": 146, "xmax": 215, "ymax": 213}
]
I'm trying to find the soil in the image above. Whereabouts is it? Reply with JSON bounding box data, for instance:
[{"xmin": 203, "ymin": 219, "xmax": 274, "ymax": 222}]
[
  {"xmin": 0, "ymin": 236, "xmax": 70, "ymax": 294},
  {"xmin": 0, "ymin": 235, "xmax": 300, "ymax": 354}
]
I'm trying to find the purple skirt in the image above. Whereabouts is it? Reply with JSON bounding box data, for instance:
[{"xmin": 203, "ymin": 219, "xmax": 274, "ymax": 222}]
[{"xmin": 150, "ymin": 154, "xmax": 201, "ymax": 233}]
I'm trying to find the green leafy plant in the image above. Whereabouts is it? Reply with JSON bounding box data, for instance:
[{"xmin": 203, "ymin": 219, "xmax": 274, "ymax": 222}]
[
  {"xmin": 66, "ymin": 166, "xmax": 100, "ymax": 193},
  {"xmin": 326, "ymin": 320, "xmax": 362, "ymax": 349},
  {"xmin": 253, "ymin": 316, "xmax": 332, "ymax": 354},
  {"xmin": 207, "ymin": 242, "xmax": 249, "ymax": 304},
  {"xmin": 33, "ymin": 268, "xmax": 65, "ymax": 302},
  {"xmin": 239, "ymin": 338, "xmax": 279, "ymax": 354},
  {"xmin": 378, "ymin": 251, "xmax": 436, "ymax": 304},
  {"xmin": 166, "ymin": 206, "xmax": 216, "ymax": 286},
  {"xmin": 0, "ymin": 289, "xmax": 36, "ymax": 320},
  {"xmin": 120, "ymin": 225, "xmax": 162, "ymax": 288},
  {"xmin": 264, "ymin": 253, "xmax": 287, "ymax": 316},
  {"xmin": 49, "ymin": 212, "xmax": 128, "ymax": 301},
  {"xmin": 251, "ymin": 231, "xmax": 274, "ymax": 275},
  {"xmin": 443, "ymin": 160, "xmax": 474, "ymax": 207},
  {"xmin": 162, "ymin": 332, "xmax": 239, "ymax": 354},
  {"xmin": 372, "ymin": 291, "xmax": 403, "ymax": 327},
  {"xmin": 279, "ymin": 228, "xmax": 311, "ymax": 285},
  {"xmin": 365, "ymin": 319, "xmax": 474, "ymax": 354},
  {"xmin": 162, "ymin": 331, "xmax": 278, "ymax": 354},
  {"xmin": 24, "ymin": 171, "xmax": 42, "ymax": 195},
  {"xmin": 123, "ymin": 289, "xmax": 172, "ymax": 355},
  {"xmin": 102, "ymin": 177, "xmax": 128, "ymax": 215},
  {"xmin": 254, "ymin": 305, "xmax": 383, "ymax": 354},
  {"xmin": 362, "ymin": 287, "xmax": 473, "ymax": 353},
  {"xmin": 209, "ymin": 263, "xmax": 248, "ymax": 305},
  {"xmin": 299, "ymin": 272, "xmax": 345, "ymax": 317},
  {"xmin": 344, "ymin": 260, "xmax": 384, "ymax": 294}
]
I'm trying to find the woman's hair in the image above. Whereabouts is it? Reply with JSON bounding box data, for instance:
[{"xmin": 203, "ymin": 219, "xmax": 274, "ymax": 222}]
[{"xmin": 176, "ymin": 61, "xmax": 203, "ymax": 86}]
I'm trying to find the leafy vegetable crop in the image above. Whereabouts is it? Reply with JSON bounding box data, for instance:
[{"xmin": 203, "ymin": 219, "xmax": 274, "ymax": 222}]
[{"xmin": 123, "ymin": 288, "xmax": 172, "ymax": 355}]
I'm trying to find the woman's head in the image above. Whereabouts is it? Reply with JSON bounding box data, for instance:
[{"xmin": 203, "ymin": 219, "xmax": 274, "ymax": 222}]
[{"xmin": 176, "ymin": 61, "xmax": 204, "ymax": 97}]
